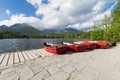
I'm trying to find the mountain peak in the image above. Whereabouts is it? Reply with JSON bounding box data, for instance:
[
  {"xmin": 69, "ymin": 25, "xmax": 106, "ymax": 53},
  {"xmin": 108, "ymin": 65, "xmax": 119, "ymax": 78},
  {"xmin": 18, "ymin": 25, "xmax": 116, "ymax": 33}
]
[
  {"xmin": 0, "ymin": 25, "xmax": 10, "ymax": 30},
  {"xmin": 0, "ymin": 23, "xmax": 41, "ymax": 34}
]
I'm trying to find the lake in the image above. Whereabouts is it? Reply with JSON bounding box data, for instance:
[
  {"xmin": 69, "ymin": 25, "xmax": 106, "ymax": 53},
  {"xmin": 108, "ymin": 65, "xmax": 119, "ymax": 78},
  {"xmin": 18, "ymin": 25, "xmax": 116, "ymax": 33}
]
[{"xmin": 0, "ymin": 39, "xmax": 80, "ymax": 54}]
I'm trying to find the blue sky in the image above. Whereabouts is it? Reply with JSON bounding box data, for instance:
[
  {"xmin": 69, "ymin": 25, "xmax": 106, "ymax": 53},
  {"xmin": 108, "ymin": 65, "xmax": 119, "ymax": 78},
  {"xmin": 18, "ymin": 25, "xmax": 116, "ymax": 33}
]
[
  {"xmin": 0, "ymin": 0, "xmax": 36, "ymax": 20},
  {"xmin": 0, "ymin": 0, "xmax": 119, "ymax": 30}
]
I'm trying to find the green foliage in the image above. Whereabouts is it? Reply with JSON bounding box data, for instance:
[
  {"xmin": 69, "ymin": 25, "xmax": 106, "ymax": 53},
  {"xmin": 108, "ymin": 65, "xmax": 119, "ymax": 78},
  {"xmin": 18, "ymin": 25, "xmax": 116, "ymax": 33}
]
[
  {"xmin": 0, "ymin": 30, "xmax": 3, "ymax": 38},
  {"xmin": 0, "ymin": 30, "xmax": 27, "ymax": 39},
  {"xmin": 90, "ymin": 29, "xmax": 104, "ymax": 41},
  {"xmin": 110, "ymin": 2, "xmax": 120, "ymax": 42}
]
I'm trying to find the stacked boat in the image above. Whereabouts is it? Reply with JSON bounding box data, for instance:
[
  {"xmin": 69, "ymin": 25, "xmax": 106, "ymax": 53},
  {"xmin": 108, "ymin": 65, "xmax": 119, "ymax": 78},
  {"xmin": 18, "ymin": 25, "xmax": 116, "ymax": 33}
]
[
  {"xmin": 43, "ymin": 41, "xmax": 116, "ymax": 54},
  {"xmin": 43, "ymin": 42, "xmax": 68, "ymax": 54},
  {"xmin": 74, "ymin": 41, "xmax": 97, "ymax": 49},
  {"xmin": 62, "ymin": 42, "xmax": 86, "ymax": 52}
]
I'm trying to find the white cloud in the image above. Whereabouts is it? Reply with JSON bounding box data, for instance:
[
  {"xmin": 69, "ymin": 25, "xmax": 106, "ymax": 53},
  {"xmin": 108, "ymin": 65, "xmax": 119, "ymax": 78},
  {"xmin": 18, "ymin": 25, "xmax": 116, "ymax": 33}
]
[
  {"xmin": 6, "ymin": 9, "xmax": 11, "ymax": 15},
  {"xmin": 93, "ymin": 1, "xmax": 105, "ymax": 12},
  {"xmin": 0, "ymin": 14, "xmax": 45, "ymax": 30},
  {"xmin": 26, "ymin": 0, "xmax": 118, "ymax": 30},
  {"xmin": 26, "ymin": 0, "xmax": 42, "ymax": 8},
  {"xmin": 26, "ymin": 0, "xmax": 98, "ymax": 29},
  {"xmin": 0, "ymin": 0, "xmax": 118, "ymax": 30}
]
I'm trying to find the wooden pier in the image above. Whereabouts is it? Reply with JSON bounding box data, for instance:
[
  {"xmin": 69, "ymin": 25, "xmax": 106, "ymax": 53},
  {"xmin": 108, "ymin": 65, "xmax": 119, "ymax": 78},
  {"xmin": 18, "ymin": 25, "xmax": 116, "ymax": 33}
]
[{"xmin": 0, "ymin": 49, "xmax": 53, "ymax": 67}]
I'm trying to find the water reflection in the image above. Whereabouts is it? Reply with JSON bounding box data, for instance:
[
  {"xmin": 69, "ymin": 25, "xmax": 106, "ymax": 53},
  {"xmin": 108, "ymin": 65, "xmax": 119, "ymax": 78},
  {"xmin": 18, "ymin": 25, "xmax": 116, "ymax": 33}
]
[{"xmin": 0, "ymin": 39, "xmax": 79, "ymax": 54}]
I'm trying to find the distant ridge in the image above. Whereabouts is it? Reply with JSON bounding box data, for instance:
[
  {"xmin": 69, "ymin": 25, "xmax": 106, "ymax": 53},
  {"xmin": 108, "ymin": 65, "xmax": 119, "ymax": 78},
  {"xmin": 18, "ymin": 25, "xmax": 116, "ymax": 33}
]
[
  {"xmin": 0, "ymin": 25, "xmax": 10, "ymax": 30},
  {"xmin": 43, "ymin": 28, "xmax": 79, "ymax": 33},
  {"xmin": 0, "ymin": 23, "xmax": 41, "ymax": 34},
  {"xmin": 0, "ymin": 23, "xmax": 91, "ymax": 34}
]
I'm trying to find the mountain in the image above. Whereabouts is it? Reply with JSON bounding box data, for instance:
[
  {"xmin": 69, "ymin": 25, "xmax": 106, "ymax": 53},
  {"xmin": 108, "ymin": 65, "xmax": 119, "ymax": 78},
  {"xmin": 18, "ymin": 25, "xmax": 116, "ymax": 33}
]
[
  {"xmin": 10, "ymin": 23, "xmax": 41, "ymax": 34},
  {"xmin": 0, "ymin": 25, "xmax": 10, "ymax": 30},
  {"xmin": 42, "ymin": 29, "xmax": 57, "ymax": 33},
  {"xmin": 0, "ymin": 24, "xmax": 86, "ymax": 34},
  {"xmin": 60, "ymin": 28, "xmax": 79, "ymax": 33},
  {"xmin": 43, "ymin": 28, "xmax": 79, "ymax": 33},
  {"xmin": 0, "ymin": 23, "xmax": 41, "ymax": 34}
]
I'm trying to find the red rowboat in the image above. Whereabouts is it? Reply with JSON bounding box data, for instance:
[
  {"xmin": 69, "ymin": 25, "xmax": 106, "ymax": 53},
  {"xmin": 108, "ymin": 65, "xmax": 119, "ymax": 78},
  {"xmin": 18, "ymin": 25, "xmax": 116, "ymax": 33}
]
[
  {"xmin": 62, "ymin": 42, "xmax": 86, "ymax": 52},
  {"xmin": 74, "ymin": 41, "xmax": 98, "ymax": 49},
  {"xmin": 44, "ymin": 42, "xmax": 68, "ymax": 54},
  {"xmin": 84, "ymin": 41, "xmax": 114, "ymax": 49},
  {"xmin": 96, "ymin": 41, "xmax": 110, "ymax": 49}
]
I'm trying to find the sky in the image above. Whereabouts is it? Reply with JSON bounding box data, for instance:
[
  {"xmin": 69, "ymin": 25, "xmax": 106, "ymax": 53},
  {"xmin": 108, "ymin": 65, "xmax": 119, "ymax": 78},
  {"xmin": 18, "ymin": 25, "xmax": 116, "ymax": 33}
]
[{"xmin": 0, "ymin": 0, "xmax": 119, "ymax": 30}]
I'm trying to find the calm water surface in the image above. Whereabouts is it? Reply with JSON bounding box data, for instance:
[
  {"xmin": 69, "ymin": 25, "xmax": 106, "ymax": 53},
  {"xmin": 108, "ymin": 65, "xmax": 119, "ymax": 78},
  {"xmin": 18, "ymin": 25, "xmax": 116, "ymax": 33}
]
[{"xmin": 0, "ymin": 39, "xmax": 80, "ymax": 54}]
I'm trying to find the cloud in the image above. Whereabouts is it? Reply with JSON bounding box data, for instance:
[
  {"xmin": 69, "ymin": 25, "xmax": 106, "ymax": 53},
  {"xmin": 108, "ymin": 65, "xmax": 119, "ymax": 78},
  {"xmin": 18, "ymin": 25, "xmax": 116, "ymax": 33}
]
[
  {"xmin": 0, "ymin": 0, "xmax": 118, "ymax": 30},
  {"xmin": 0, "ymin": 14, "xmax": 45, "ymax": 30},
  {"xmin": 6, "ymin": 9, "xmax": 11, "ymax": 15},
  {"xmin": 26, "ymin": 0, "xmax": 98, "ymax": 30},
  {"xmin": 26, "ymin": 0, "xmax": 118, "ymax": 30}
]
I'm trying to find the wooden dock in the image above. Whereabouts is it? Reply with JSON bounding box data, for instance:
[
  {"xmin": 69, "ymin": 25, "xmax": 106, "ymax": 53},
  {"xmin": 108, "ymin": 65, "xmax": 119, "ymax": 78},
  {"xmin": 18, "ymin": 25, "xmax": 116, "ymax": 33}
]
[{"xmin": 0, "ymin": 49, "xmax": 53, "ymax": 67}]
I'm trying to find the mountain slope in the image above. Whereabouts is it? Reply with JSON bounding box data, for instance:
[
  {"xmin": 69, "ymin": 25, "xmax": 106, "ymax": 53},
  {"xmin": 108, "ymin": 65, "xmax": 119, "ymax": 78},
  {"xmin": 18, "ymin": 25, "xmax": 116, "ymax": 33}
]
[
  {"xmin": 0, "ymin": 25, "xmax": 10, "ymax": 30},
  {"xmin": 11, "ymin": 23, "xmax": 41, "ymax": 34},
  {"xmin": 42, "ymin": 29, "xmax": 57, "ymax": 33},
  {"xmin": 57, "ymin": 28, "xmax": 79, "ymax": 33},
  {"xmin": 43, "ymin": 28, "xmax": 79, "ymax": 33}
]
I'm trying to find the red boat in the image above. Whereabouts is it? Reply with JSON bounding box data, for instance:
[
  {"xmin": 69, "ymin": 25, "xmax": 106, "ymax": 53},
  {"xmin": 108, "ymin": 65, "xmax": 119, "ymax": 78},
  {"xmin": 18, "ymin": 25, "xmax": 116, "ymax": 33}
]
[
  {"xmin": 85, "ymin": 41, "xmax": 116, "ymax": 49},
  {"xmin": 74, "ymin": 41, "xmax": 97, "ymax": 49},
  {"xmin": 62, "ymin": 42, "xmax": 86, "ymax": 52},
  {"xmin": 96, "ymin": 41, "xmax": 111, "ymax": 49},
  {"xmin": 44, "ymin": 42, "xmax": 68, "ymax": 54}
]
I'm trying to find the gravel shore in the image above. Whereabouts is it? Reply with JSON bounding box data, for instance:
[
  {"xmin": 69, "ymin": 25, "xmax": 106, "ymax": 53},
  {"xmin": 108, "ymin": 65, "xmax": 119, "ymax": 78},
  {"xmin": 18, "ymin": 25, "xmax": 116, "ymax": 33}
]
[{"xmin": 0, "ymin": 44, "xmax": 120, "ymax": 80}]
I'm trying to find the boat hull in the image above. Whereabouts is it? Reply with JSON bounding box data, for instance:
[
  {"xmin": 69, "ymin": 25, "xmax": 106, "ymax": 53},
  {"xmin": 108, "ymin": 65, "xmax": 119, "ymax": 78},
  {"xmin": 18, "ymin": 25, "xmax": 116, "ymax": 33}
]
[
  {"xmin": 85, "ymin": 41, "xmax": 111, "ymax": 49},
  {"xmin": 84, "ymin": 42, "xmax": 97, "ymax": 49},
  {"xmin": 74, "ymin": 41, "xmax": 97, "ymax": 49},
  {"xmin": 68, "ymin": 44, "xmax": 86, "ymax": 52},
  {"xmin": 97, "ymin": 42, "xmax": 110, "ymax": 49},
  {"xmin": 44, "ymin": 46, "xmax": 68, "ymax": 54}
]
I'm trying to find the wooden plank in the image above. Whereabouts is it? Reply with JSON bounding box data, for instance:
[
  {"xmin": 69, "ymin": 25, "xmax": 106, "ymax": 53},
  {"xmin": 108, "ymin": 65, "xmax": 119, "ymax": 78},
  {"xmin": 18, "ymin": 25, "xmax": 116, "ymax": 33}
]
[
  {"xmin": 0, "ymin": 54, "xmax": 6, "ymax": 65},
  {"xmin": 18, "ymin": 51, "xmax": 25, "ymax": 62},
  {"xmin": 35, "ymin": 49, "xmax": 47, "ymax": 57},
  {"xmin": 25, "ymin": 50, "xmax": 36, "ymax": 59},
  {"xmin": 27, "ymin": 50, "xmax": 38, "ymax": 58},
  {"xmin": 24, "ymin": 51, "xmax": 35, "ymax": 59},
  {"xmin": 21, "ymin": 51, "xmax": 30, "ymax": 60},
  {"xmin": 14, "ymin": 52, "xmax": 20, "ymax": 64},
  {"xmin": 17, "ymin": 52, "xmax": 21, "ymax": 63},
  {"xmin": 30, "ymin": 50, "xmax": 41, "ymax": 57},
  {"xmin": 6, "ymin": 53, "xmax": 11, "ymax": 66},
  {"xmin": 7, "ymin": 53, "xmax": 14, "ymax": 65},
  {"xmin": 0, "ymin": 53, "xmax": 9, "ymax": 66},
  {"xmin": 23, "ymin": 51, "xmax": 31, "ymax": 59},
  {"xmin": 32, "ymin": 50, "xmax": 43, "ymax": 57}
]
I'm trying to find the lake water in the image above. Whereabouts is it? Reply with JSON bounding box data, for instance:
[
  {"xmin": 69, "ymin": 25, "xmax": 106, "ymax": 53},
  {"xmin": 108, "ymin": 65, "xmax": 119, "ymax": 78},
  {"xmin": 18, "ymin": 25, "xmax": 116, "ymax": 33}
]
[{"xmin": 0, "ymin": 39, "xmax": 80, "ymax": 54}]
